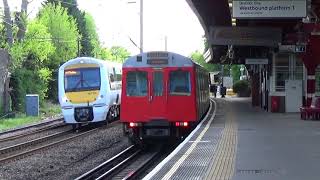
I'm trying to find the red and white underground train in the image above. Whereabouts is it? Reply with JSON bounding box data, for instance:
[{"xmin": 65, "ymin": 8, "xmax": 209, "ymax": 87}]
[{"xmin": 121, "ymin": 51, "xmax": 210, "ymax": 144}]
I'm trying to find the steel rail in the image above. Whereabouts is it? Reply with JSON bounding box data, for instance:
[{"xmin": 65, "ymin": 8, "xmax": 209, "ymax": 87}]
[
  {"xmin": 0, "ymin": 130, "xmax": 72, "ymax": 155},
  {"xmin": 75, "ymin": 145, "xmax": 140, "ymax": 180},
  {"xmin": 0, "ymin": 127, "xmax": 99, "ymax": 163},
  {"xmin": 0, "ymin": 117, "xmax": 63, "ymax": 136},
  {"xmin": 0, "ymin": 123, "xmax": 67, "ymax": 143},
  {"xmin": 122, "ymin": 150, "xmax": 161, "ymax": 180}
]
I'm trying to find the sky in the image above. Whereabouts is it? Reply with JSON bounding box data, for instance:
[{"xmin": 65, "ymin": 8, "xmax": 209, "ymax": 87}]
[{"xmin": 1, "ymin": 0, "xmax": 205, "ymax": 57}]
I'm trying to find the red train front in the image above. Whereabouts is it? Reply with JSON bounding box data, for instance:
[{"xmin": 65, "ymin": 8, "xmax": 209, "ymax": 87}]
[{"xmin": 121, "ymin": 51, "xmax": 209, "ymax": 144}]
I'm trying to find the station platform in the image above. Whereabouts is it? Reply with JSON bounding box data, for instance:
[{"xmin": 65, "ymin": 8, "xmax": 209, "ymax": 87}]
[{"xmin": 143, "ymin": 98, "xmax": 320, "ymax": 180}]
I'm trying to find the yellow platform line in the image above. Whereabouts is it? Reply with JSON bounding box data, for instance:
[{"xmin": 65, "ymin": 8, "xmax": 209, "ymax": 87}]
[{"xmin": 205, "ymin": 105, "xmax": 238, "ymax": 180}]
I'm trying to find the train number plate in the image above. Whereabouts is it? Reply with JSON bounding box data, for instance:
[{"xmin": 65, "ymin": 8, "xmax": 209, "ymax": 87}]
[{"xmin": 146, "ymin": 129, "xmax": 169, "ymax": 136}]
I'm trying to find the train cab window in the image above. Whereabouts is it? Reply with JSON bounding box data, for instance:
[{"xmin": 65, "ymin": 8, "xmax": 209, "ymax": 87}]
[
  {"xmin": 153, "ymin": 72, "xmax": 163, "ymax": 96},
  {"xmin": 64, "ymin": 68, "xmax": 101, "ymax": 92},
  {"xmin": 126, "ymin": 71, "xmax": 148, "ymax": 96},
  {"xmin": 169, "ymin": 70, "xmax": 191, "ymax": 95}
]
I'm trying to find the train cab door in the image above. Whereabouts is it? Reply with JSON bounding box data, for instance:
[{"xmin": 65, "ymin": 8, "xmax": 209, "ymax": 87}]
[
  {"xmin": 148, "ymin": 70, "xmax": 167, "ymax": 119},
  {"xmin": 123, "ymin": 70, "xmax": 150, "ymax": 121}
]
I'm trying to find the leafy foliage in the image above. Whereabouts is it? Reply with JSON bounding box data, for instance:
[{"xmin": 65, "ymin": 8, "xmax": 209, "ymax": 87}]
[
  {"xmin": 84, "ymin": 13, "xmax": 100, "ymax": 57},
  {"xmin": 10, "ymin": 68, "xmax": 51, "ymax": 111},
  {"xmin": 231, "ymin": 65, "xmax": 241, "ymax": 83},
  {"xmin": 46, "ymin": 0, "xmax": 98, "ymax": 57},
  {"xmin": 38, "ymin": 3, "xmax": 79, "ymax": 67},
  {"xmin": 190, "ymin": 50, "xmax": 220, "ymax": 72},
  {"xmin": 3, "ymin": 1, "xmax": 131, "ymax": 113},
  {"xmin": 110, "ymin": 46, "xmax": 130, "ymax": 62},
  {"xmin": 233, "ymin": 80, "xmax": 251, "ymax": 97}
]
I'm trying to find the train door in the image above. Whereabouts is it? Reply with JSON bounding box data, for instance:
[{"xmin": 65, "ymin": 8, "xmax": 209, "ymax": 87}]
[
  {"xmin": 124, "ymin": 70, "xmax": 150, "ymax": 121},
  {"xmin": 148, "ymin": 70, "xmax": 167, "ymax": 119}
]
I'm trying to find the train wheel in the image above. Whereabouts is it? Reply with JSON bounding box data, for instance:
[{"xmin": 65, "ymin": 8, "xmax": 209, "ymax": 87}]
[{"xmin": 72, "ymin": 124, "xmax": 81, "ymax": 132}]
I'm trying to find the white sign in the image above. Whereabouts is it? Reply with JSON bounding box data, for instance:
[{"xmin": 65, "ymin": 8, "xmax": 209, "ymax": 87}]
[
  {"xmin": 233, "ymin": 0, "xmax": 306, "ymax": 18},
  {"xmin": 223, "ymin": 77, "xmax": 233, "ymax": 88},
  {"xmin": 245, "ymin": 58, "xmax": 269, "ymax": 64}
]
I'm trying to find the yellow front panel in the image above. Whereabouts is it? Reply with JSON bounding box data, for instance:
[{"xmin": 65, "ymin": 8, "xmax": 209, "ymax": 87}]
[{"xmin": 66, "ymin": 90, "xmax": 100, "ymax": 104}]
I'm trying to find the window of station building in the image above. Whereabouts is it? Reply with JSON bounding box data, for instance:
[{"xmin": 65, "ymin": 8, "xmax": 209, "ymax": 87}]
[
  {"xmin": 274, "ymin": 54, "xmax": 302, "ymax": 92},
  {"xmin": 274, "ymin": 54, "xmax": 289, "ymax": 92},
  {"xmin": 153, "ymin": 72, "xmax": 163, "ymax": 96},
  {"xmin": 169, "ymin": 70, "xmax": 191, "ymax": 95},
  {"xmin": 126, "ymin": 71, "xmax": 148, "ymax": 96},
  {"xmin": 294, "ymin": 56, "xmax": 303, "ymax": 80}
]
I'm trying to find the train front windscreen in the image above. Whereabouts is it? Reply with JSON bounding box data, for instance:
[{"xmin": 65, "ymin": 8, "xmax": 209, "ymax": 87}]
[{"xmin": 64, "ymin": 68, "xmax": 101, "ymax": 92}]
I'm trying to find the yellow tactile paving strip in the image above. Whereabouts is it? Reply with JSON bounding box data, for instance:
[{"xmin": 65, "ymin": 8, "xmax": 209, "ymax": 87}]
[{"xmin": 205, "ymin": 104, "xmax": 238, "ymax": 180}]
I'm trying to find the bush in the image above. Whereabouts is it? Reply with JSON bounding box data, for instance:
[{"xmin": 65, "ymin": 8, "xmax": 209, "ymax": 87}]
[
  {"xmin": 233, "ymin": 80, "xmax": 251, "ymax": 97},
  {"xmin": 10, "ymin": 68, "xmax": 52, "ymax": 112}
]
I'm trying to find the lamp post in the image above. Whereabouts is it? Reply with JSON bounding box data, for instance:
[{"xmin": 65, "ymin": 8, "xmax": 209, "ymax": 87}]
[
  {"xmin": 139, "ymin": 0, "xmax": 143, "ymax": 53},
  {"xmin": 127, "ymin": 0, "xmax": 143, "ymax": 53},
  {"xmin": 164, "ymin": 35, "xmax": 167, "ymax": 51}
]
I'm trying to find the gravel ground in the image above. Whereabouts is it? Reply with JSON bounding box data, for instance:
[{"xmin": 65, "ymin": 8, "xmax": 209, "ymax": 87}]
[{"xmin": 0, "ymin": 122, "xmax": 131, "ymax": 180}]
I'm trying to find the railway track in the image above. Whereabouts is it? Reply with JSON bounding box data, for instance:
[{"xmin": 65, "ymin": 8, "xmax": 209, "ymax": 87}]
[
  {"xmin": 76, "ymin": 145, "xmax": 164, "ymax": 180},
  {"xmin": 0, "ymin": 122, "xmax": 67, "ymax": 143},
  {"xmin": 0, "ymin": 117, "xmax": 64, "ymax": 139},
  {"xmin": 0, "ymin": 126, "xmax": 100, "ymax": 163}
]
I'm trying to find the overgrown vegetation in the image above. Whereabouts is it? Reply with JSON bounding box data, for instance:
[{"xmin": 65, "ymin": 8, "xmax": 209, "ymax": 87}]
[
  {"xmin": 0, "ymin": 1, "xmax": 131, "ymax": 130},
  {"xmin": 190, "ymin": 50, "xmax": 241, "ymax": 82},
  {"xmin": 0, "ymin": 101, "xmax": 61, "ymax": 132},
  {"xmin": 0, "ymin": 115, "xmax": 40, "ymax": 132},
  {"xmin": 233, "ymin": 80, "xmax": 251, "ymax": 97}
]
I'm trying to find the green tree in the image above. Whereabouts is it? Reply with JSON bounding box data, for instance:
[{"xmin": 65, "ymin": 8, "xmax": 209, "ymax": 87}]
[
  {"xmin": 84, "ymin": 13, "xmax": 101, "ymax": 57},
  {"xmin": 97, "ymin": 47, "xmax": 113, "ymax": 60},
  {"xmin": 37, "ymin": 3, "xmax": 80, "ymax": 101},
  {"xmin": 9, "ymin": 20, "xmax": 55, "ymax": 111},
  {"xmin": 231, "ymin": 65, "xmax": 241, "ymax": 83},
  {"xmin": 110, "ymin": 46, "xmax": 130, "ymax": 63},
  {"xmin": 190, "ymin": 50, "xmax": 220, "ymax": 72},
  {"xmin": 38, "ymin": 3, "xmax": 79, "ymax": 66},
  {"xmin": 46, "ymin": 0, "xmax": 97, "ymax": 57}
]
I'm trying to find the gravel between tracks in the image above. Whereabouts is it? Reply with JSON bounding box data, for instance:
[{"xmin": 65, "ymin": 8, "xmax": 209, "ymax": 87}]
[{"xmin": 0, "ymin": 122, "xmax": 131, "ymax": 180}]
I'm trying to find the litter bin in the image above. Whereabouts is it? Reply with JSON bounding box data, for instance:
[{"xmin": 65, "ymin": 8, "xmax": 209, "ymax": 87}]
[
  {"xmin": 26, "ymin": 94, "xmax": 39, "ymax": 116},
  {"xmin": 271, "ymin": 96, "xmax": 280, "ymax": 112}
]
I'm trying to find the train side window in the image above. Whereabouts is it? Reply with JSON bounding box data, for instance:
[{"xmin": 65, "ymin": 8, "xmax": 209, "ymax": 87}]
[
  {"xmin": 153, "ymin": 72, "xmax": 163, "ymax": 96},
  {"xmin": 169, "ymin": 70, "xmax": 191, "ymax": 96},
  {"xmin": 126, "ymin": 71, "xmax": 148, "ymax": 96}
]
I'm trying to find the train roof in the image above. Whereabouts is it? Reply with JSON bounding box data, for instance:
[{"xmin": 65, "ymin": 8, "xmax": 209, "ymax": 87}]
[
  {"xmin": 59, "ymin": 57, "xmax": 121, "ymax": 70},
  {"xmin": 123, "ymin": 51, "xmax": 198, "ymax": 68}
]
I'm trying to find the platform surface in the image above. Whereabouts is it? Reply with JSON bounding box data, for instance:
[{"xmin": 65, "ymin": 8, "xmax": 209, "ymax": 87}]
[{"xmin": 143, "ymin": 98, "xmax": 320, "ymax": 180}]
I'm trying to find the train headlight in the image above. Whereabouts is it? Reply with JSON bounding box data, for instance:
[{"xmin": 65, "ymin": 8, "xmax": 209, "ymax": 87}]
[{"xmin": 62, "ymin": 96, "xmax": 69, "ymax": 102}]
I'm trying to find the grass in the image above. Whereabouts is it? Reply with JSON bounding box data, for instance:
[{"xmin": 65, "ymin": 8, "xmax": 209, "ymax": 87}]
[
  {"xmin": 0, "ymin": 101, "xmax": 62, "ymax": 132},
  {"xmin": 0, "ymin": 115, "xmax": 41, "ymax": 132}
]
